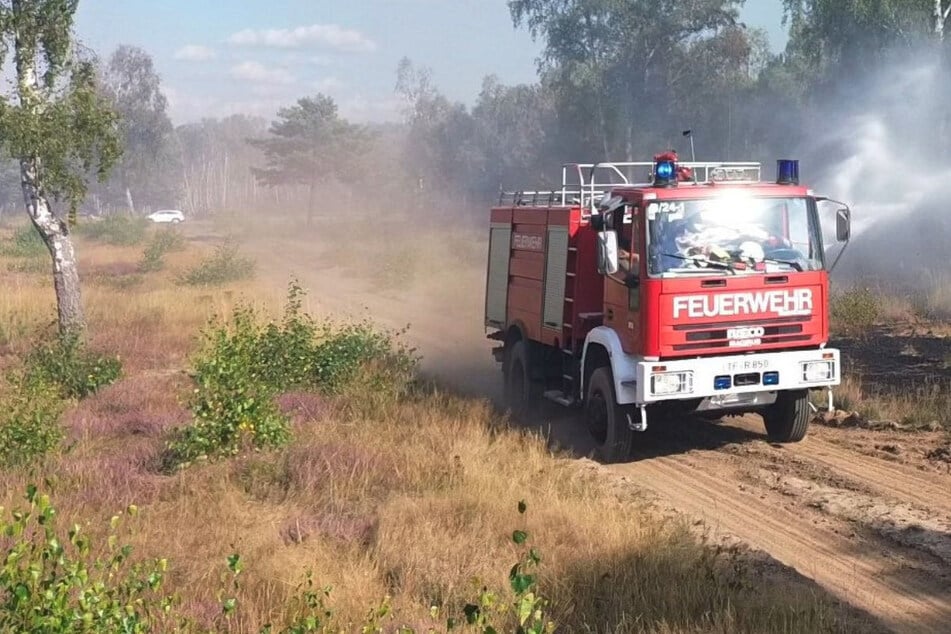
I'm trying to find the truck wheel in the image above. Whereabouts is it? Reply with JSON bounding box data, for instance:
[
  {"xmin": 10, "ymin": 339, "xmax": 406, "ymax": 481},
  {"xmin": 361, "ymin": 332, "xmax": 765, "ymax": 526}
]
[
  {"xmin": 763, "ymin": 390, "xmax": 810, "ymax": 443},
  {"xmin": 586, "ymin": 367, "xmax": 634, "ymax": 463},
  {"xmin": 504, "ymin": 340, "xmax": 538, "ymax": 419}
]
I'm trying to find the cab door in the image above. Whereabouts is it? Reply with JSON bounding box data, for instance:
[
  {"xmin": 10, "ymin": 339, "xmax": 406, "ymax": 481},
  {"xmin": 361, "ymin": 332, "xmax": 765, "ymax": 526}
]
[{"xmin": 603, "ymin": 202, "xmax": 641, "ymax": 353}]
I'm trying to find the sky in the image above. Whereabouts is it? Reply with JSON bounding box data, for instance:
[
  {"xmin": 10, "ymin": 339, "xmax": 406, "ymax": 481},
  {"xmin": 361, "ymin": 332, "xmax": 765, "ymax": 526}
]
[{"xmin": 74, "ymin": 1, "xmax": 788, "ymax": 125}]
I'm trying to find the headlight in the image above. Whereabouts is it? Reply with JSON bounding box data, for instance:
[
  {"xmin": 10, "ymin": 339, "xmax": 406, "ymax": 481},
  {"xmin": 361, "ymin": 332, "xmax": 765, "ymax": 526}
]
[
  {"xmin": 651, "ymin": 371, "xmax": 693, "ymax": 396},
  {"xmin": 801, "ymin": 361, "xmax": 834, "ymax": 383}
]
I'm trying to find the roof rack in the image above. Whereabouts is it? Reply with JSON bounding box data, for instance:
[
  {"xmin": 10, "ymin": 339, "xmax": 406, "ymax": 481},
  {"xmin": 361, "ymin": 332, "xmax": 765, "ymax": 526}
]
[{"xmin": 497, "ymin": 160, "xmax": 762, "ymax": 212}]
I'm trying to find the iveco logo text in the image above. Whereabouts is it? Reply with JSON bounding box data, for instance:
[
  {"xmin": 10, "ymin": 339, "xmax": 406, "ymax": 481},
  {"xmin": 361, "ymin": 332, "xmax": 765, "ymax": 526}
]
[
  {"xmin": 673, "ymin": 289, "xmax": 813, "ymax": 319},
  {"xmin": 727, "ymin": 326, "xmax": 765, "ymax": 340},
  {"xmin": 512, "ymin": 234, "xmax": 543, "ymax": 251}
]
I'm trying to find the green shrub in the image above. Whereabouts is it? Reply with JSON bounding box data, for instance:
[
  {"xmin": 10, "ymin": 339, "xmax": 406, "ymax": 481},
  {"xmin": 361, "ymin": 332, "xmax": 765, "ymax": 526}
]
[
  {"xmin": 139, "ymin": 228, "xmax": 186, "ymax": 272},
  {"xmin": 178, "ymin": 241, "xmax": 255, "ymax": 286},
  {"xmin": 830, "ymin": 287, "xmax": 880, "ymax": 335},
  {"xmin": 259, "ymin": 282, "xmax": 417, "ymax": 397},
  {"xmin": 0, "ymin": 225, "xmax": 46, "ymax": 258},
  {"xmin": 25, "ymin": 334, "xmax": 122, "ymax": 399},
  {"xmin": 0, "ymin": 487, "xmax": 177, "ymax": 633},
  {"xmin": 163, "ymin": 306, "xmax": 291, "ymax": 471},
  {"xmin": 0, "ymin": 376, "xmax": 64, "ymax": 467},
  {"xmin": 163, "ymin": 282, "xmax": 417, "ymax": 471},
  {"xmin": 75, "ymin": 216, "xmax": 149, "ymax": 246}
]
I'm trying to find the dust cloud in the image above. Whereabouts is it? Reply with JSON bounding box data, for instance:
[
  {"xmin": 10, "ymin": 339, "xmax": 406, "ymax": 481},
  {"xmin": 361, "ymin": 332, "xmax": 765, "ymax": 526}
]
[{"xmin": 236, "ymin": 198, "xmax": 502, "ymax": 402}]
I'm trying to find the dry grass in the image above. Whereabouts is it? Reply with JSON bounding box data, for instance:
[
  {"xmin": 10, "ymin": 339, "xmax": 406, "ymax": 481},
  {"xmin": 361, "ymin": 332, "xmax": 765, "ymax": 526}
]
[
  {"xmin": 827, "ymin": 279, "xmax": 951, "ymax": 431},
  {"xmin": 0, "ymin": 222, "xmax": 877, "ymax": 633},
  {"xmin": 826, "ymin": 373, "xmax": 951, "ymax": 430}
]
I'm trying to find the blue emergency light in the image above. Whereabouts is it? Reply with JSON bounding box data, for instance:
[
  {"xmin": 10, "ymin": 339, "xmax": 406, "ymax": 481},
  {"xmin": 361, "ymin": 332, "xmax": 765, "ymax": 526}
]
[
  {"xmin": 776, "ymin": 159, "xmax": 799, "ymax": 185},
  {"xmin": 654, "ymin": 160, "xmax": 677, "ymax": 186}
]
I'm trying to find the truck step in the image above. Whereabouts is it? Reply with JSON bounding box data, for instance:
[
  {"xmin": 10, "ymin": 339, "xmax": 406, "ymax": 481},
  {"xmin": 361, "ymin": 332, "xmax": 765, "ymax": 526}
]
[{"xmin": 544, "ymin": 390, "xmax": 576, "ymax": 407}]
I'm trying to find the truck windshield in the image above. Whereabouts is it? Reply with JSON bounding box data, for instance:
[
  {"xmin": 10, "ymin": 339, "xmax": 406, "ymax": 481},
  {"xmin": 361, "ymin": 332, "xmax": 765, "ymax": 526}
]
[{"xmin": 647, "ymin": 196, "xmax": 823, "ymax": 276}]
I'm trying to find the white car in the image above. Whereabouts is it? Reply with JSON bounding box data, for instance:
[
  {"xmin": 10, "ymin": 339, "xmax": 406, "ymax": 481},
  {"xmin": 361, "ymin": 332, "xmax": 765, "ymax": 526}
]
[{"xmin": 147, "ymin": 209, "xmax": 185, "ymax": 224}]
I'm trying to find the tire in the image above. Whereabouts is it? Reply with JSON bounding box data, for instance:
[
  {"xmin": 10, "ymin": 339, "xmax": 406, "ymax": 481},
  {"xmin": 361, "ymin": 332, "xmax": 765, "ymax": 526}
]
[
  {"xmin": 504, "ymin": 340, "xmax": 539, "ymax": 419},
  {"xmin": 586, "ymin": 367, "xmax": 634, "ymax": 463},
  {"xmin": 763, "ymin": 390, "xmax": 810, "ymax": 443}
]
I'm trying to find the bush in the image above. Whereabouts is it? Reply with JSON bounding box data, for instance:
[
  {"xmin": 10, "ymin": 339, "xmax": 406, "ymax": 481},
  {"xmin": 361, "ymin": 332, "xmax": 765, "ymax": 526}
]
[
  {"xmin": 139, "ymin": 228, "xmax": 186, "ymax": 273},
  {"xmin": 163, "ymin": 282, "xmax": 418, "ymax": 471},
  {"xmin": 0, "ymin": 487, "xmax": 177, "ymax": 633},
  {"xmin": 830, "ymin": 287, "xmax": 880, "ymax": 335},
  {"xmin": 178, "ymin": 241, "xmax": 255, "ymax": 286},
  {"xmin": 163, "ymin": 307, "xmax": 291, "ymax": 471},
  {"xmin": 25, "ymin": 334, "xmax": 122, "ymax": 399},
  {"xmin": 75, "ymin": 216, "xmax": 149, "ymax": 246},
  {"xmin": 0, "ymin": 376, "xmax": 64, "ymax": 467},
  {"xmin": 0, "ymin": 225, "xmax": 46, "ymax": 258},
  {"xmin": 254, "ymin": 283, "xmax": 417, "ymax": 396}
]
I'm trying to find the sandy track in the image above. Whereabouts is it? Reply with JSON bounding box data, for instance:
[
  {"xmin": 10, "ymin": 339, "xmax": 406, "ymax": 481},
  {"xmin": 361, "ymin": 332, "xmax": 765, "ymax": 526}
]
[
  {"xmin": 613, "ymin": 419, "xmax": 951, "ymax": 633},
  {"xmin": 239, "ymin": 228, "xmax": 951, "ymax": 633},
  {"xmin": 788, "ymin": 435, "xmax": 951, "ymax": 516}
]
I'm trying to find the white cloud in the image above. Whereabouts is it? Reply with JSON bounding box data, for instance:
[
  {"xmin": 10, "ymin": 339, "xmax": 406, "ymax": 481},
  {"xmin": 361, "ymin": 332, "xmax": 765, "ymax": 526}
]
[
  {"xmin": 313, "ymin": 77, "xmax": 344, "ymax": 91},
  {"xmin": 226, "ymin": 24, "xmax": 377, "ymax": 53},
  {"xmin": 229, "ymin": 61, "xmax": 295, "ymax": 85},
  {"xmin": 173, "ymin": 45, "xmax": 216, "ymax": 61}
]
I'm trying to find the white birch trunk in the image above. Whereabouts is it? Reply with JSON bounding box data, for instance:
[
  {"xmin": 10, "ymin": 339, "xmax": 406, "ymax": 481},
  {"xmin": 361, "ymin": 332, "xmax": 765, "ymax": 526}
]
[
  {"xmin": 125, "ymin": 186, "xmax": 136, "ymax": 216},
  {"xmin": 20, "ymin": 156, "xmax": 85, "ymax": 334},
  {"xmin": 936, "ymin": 0, "xmax": 945, "ymax": 39},
  {"xmin": 14, "ymin": 6, "xmax": 85, "ymax": 334}
]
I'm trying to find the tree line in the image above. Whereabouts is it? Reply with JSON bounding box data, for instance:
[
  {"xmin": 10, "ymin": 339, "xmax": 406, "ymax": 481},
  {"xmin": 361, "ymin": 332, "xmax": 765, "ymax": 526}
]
[
  {"xmin": 6, "ymin": 0, "xmax": 950, "ymax": 222},
  {"xmin": 2, "ymin": 0, "xmax": 950, "ymax": 333}
]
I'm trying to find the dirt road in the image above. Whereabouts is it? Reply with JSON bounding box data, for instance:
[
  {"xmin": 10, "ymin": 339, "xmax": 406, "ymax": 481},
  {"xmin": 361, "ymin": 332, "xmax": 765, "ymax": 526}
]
[{"xmin": 242, "ymin": 228, "xmax": 951, "ymax": 633}]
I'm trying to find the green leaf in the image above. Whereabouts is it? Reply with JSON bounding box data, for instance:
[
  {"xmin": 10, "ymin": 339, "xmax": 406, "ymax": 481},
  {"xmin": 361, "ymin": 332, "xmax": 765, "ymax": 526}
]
[
  {"xmin": 518, "ymin": 500, "xmax": 527, "ymax": 514},
  {"xmin": 512, "ymin": 530, "xmax": 528, "ymax": 545},
  {"xmin": 511, "ymin": 573, "xmax": 535, "ymax": 595},
  {"xmin": 517, "ymin": 593, "xmax": 535, "ymax": 625},
  {"xmin": 227, "ymin": 553, "xmax": 243, "ymax": 574}
]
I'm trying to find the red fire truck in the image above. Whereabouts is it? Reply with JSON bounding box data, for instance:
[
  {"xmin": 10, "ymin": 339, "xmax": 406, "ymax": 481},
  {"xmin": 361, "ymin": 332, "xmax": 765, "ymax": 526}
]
[{"xmin": 485, "ymin": 153, "xmax": 852, "ymax": 462}]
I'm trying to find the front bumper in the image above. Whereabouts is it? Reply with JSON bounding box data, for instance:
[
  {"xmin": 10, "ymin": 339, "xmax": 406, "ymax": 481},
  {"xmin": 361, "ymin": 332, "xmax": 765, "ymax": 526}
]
[{"xmin": 616, "ymin": 348, "xmax": 840, "ymax": 405}]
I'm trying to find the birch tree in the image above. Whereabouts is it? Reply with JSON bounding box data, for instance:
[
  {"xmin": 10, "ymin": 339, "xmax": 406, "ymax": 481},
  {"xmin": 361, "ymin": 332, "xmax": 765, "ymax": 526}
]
[
  {"xmin": 0, "ymin": 0, "xmax": 121, "ymax": 334},
  {"xmin": 935, "ymin": 0, "xmax": 951, "ymax": 39},
  {"xmin": 101, "ymin": 45, "xmax": 177, "ymax": 215}
]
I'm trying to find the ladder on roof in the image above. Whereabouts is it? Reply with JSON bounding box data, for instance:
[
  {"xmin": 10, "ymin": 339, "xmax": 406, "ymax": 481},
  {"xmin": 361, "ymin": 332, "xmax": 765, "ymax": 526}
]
[
  {"xmin": 561, "ymin": 161, "xmax": 762, "ymax": 211},
  {"xmin": 498, "ymin": 160, "xmax": 762, "ymax": 210}
]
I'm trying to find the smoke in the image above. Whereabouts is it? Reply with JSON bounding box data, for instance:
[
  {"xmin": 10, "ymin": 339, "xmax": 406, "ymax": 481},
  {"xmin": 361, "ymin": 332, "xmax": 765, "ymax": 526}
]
[{"xmin": 796, "ymin": 48, "xmax": 951, "ymax": 289}]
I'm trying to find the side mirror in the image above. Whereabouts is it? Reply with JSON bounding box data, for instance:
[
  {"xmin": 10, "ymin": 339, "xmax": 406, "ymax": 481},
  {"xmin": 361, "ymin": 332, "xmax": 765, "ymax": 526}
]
[
  {"xmin": 835, "ymin": 206, "xmax": 851, "ymax": 242},
  {"xmin": 597, "ymin": 230, "xmax": 619, "ymax": 275}
]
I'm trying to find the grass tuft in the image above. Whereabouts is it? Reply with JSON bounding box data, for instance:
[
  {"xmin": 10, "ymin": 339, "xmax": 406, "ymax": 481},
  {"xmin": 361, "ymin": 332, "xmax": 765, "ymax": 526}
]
[{"xmin": 177, "ymin": 241, "xmax": 255, "ymax": 286}]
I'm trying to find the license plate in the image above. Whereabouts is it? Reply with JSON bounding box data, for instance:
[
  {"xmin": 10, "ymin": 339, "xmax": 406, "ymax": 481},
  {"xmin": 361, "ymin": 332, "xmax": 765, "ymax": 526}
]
[{"xmin": 722, "ymin": 359, "xmax": 770, "ymax": 373}]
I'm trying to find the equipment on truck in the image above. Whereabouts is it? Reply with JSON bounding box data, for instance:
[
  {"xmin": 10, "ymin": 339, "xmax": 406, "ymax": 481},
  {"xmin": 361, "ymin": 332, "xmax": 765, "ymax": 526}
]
[{"xmin": 484, "ymin": 152, "xmax": 852, "ymax": 462}]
